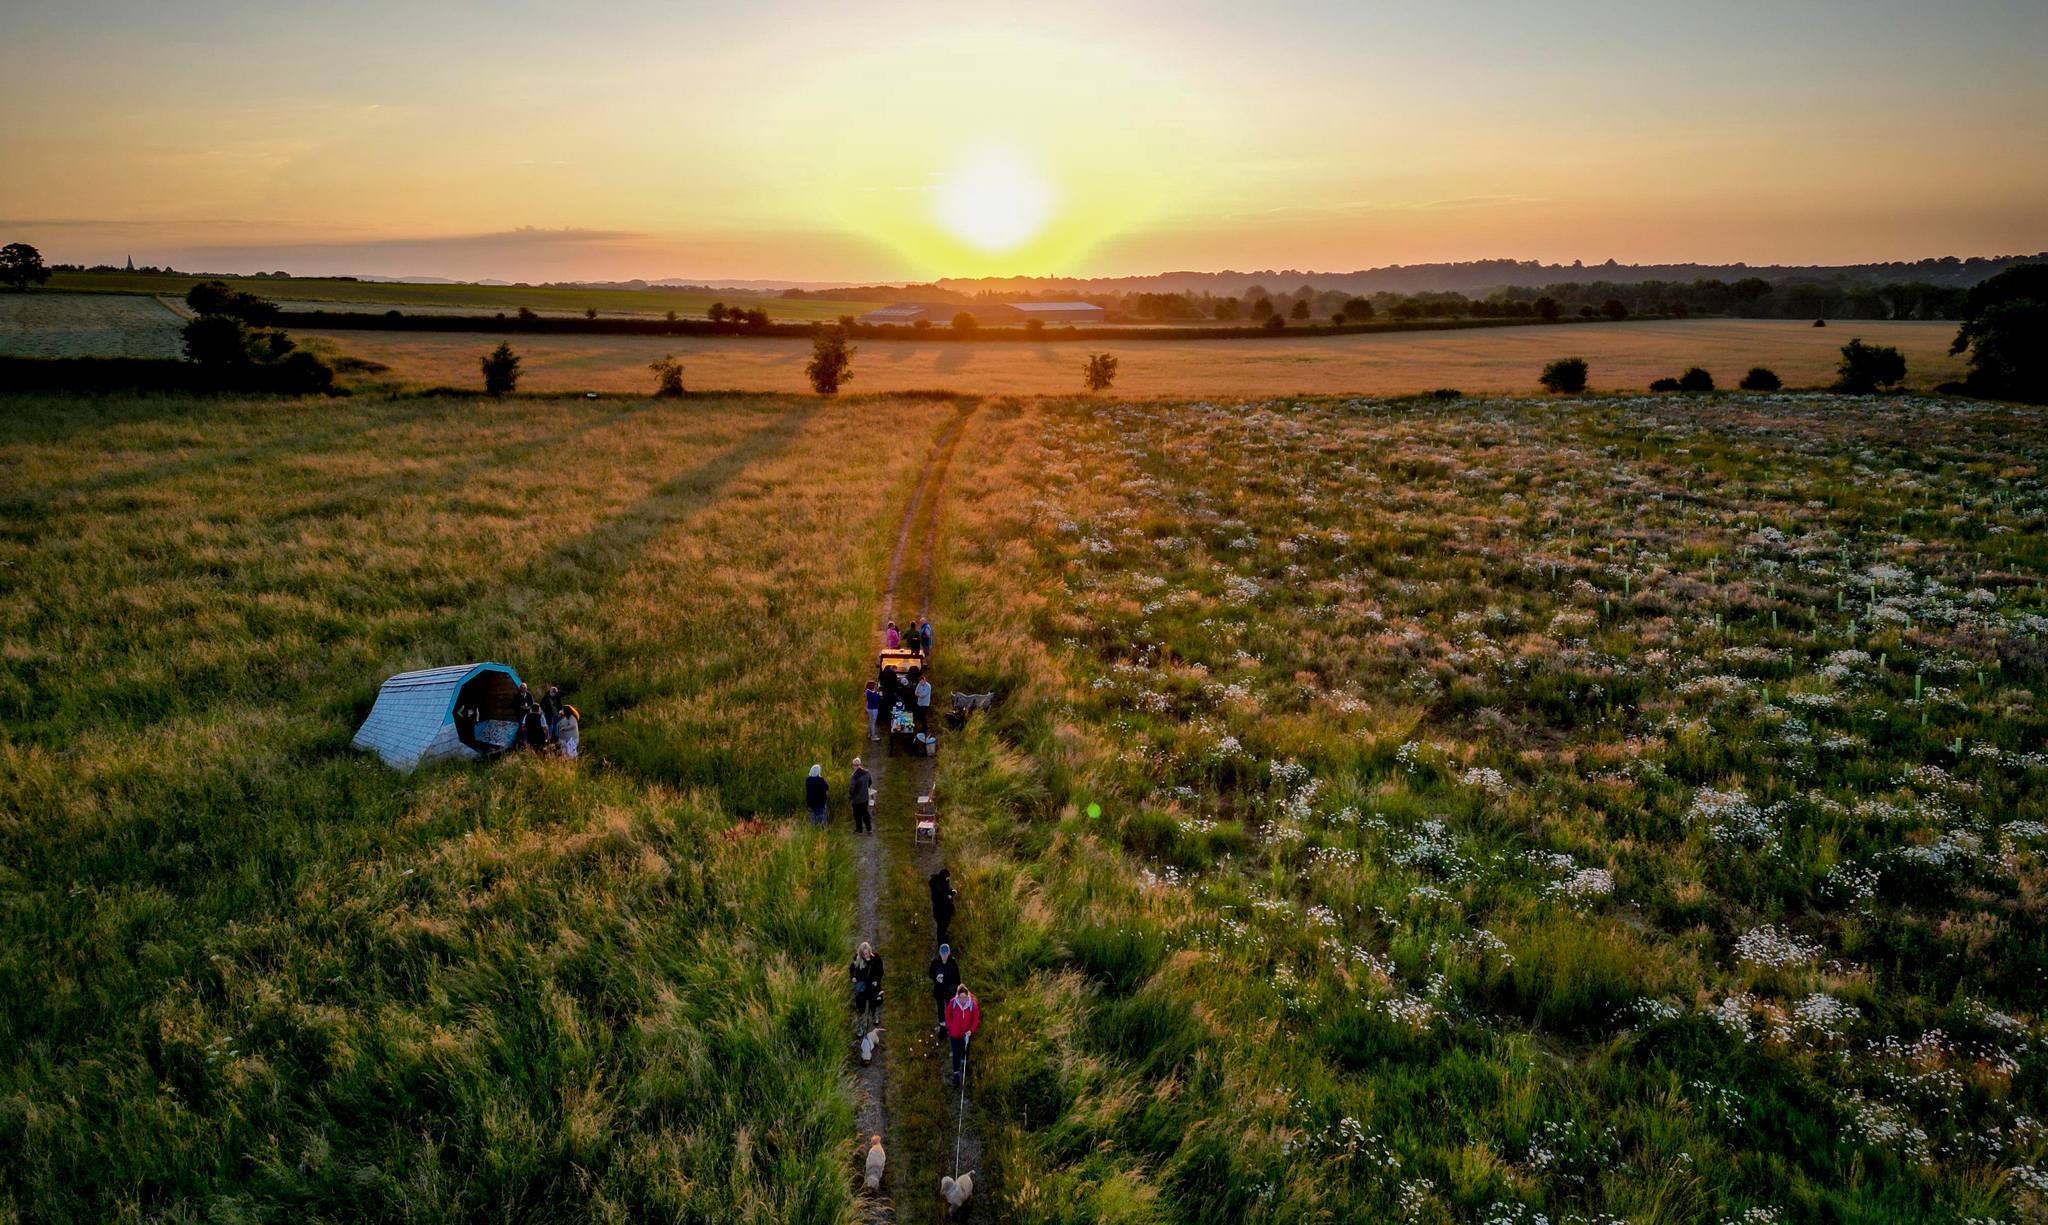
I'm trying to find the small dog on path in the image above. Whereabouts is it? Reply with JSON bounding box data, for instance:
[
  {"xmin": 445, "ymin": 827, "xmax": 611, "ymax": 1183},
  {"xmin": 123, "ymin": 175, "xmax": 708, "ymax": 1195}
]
[
  {"xmin": 859, "ymin": 1026, "xmax": 885, "ymax": 1066},
  {"xmin": 863, "ymin": 1135, "xmax": 886, "ymax": 1191},
  {"xmin": 940, "ymin": 1170, "xmax": 975, "ymax": 1213}
]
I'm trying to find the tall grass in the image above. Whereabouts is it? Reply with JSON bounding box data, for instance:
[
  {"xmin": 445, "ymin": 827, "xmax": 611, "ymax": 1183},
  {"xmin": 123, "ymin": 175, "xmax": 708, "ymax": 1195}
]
[{"xmin": 0, "ymin": 391, "xmax": 956, "ymax": 1221}]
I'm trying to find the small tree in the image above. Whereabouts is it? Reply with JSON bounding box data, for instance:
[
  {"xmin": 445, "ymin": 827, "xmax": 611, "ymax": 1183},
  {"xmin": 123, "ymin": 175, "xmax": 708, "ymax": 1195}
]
[
  {"xmin": 1341, "ymin": 296, "xmax": 1374, "ymax": 322},
  {"xmin": 807, "ymin": 326, "xmax": 855, "ymax": 394},
  {"xmin": 1025, "ymin": 317, "xmax": 1045, "ymax": 334},
  {"xmin": 517, "ymin": 306, "xmax": 538, "ymax": 320},
  {"xmin": 1083, "ymin": 352, "xmax": 1119, "ymax": 392},
  {"xmin": 1534, "ymin": 296, "xmax": 1562, "ymax": 322},
  {"xmin": 1538, "ymin": 356, "xmax": 1588, "ymax": 393},
  {"xmin": 1289, "ymin": 299, "xmax": 1310, "ymax": 320},
  {"xmin": 585, "ymin": 306, "xmax": 598, "ymax": 320},
  {"xmin": 1650, "ymin": 377, "xmax": 1680, "ymax": 392},
  {"xmin": 951, "ymin": 311, "xmax": 978, "ymax": 334},
  {"xmin": 745, "ymin": 307, "xmax": 769, "ymax": 328},
  {"xmin": 481, "ymin": 341, "xmax": 521, "ymax": 396},
  {"xmin": 649, "ymin": 354, "xmax": 685, "ymax": 397},
  {"xmin": 1950, "ymin": 263, "xmax": 2048, "ymax": 403},
  {"xmin": 708, "ymin": 302, "xmax": 727, "ymax": 323},
  {"xmin": 186, "ymin": 279, "xmax": 278, "ymax": 323},
  {"xmin": 182, "ymin": 314, "xmax": 251, "ymax": 366},
  {"xmin": 1739, "ymin": 366, "xmax": 1782, "ymax": 391},
  {"xmin": 1601, "ymin": 298, "xmax": 1627, "ymax": 321},
  {"xmin": 1213, "ymin": 297, "xmax": 1241, "ymax": 321},
  {"xmin": 1262, "ymin": 313, "xmax": 1286, "ymax": 332},
  {"xmin": 666, "ymin": 309, "xmax": 679, "ymax": 322},
  {"xmin": 1834, "ymin": 339, "xmax": 1906, "ymax": 393},
  {"xmin": 1249, "ymin": 297, "xmax": 1274, "ymax": 320},
  {"xmin": 0, "ymin": 242, "xmax": 51, "ymax": 291},
  {"xmin": 1678, "ymin": 366, "xmax": 1715, "ymax": 392}
]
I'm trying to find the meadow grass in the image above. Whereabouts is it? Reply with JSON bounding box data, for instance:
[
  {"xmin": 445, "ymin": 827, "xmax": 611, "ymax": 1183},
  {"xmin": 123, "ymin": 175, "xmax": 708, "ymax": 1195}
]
[
  {"xmin": 285, "ymin": 319, "xmax": 1970, "ymax": 399},
  {"xmin": 44, "ymin": 272, "xmax": 886, "ymax": 322},
  {"xmin": 0, "ymin": 391, "xmax": 958, "ymax": 1222},
  {"xmin": 928, "ymin": 392, "xmax": 2048, "ymax": 1223}
]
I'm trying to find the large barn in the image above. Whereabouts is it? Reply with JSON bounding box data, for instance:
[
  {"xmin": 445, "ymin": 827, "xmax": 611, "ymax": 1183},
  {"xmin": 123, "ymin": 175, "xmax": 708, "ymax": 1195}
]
[{"xmin": 1010, "ymin": 301, "xmax": 1106, "ymax": 324}]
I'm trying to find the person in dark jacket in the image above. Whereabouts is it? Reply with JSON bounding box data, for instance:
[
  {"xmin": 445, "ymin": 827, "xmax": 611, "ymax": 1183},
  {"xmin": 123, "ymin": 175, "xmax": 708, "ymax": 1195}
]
[
  {"xmin": 520, "ymin": 701, "xmax": 549, "ymax": 750},
  {"xmin": 805, "ymin": 764, "xmax": 829, "ymax": 826},
  {"xmin": 850, "ymin": 759, "xmax": 874, "ymax": 833},
  {"xmin": 851, "ymin": 940, "xmax": 884, "ymax": 1023},
  {"xmin": 540, "ymin": 684, "xmax": 564, "ymax": 739},
  {"xmin": 929, "ymin": 867, "xmax": 956, "ymax": 942},
  {"xmin": 927, "ymin": 943, "xmax": 962, "ymax": 1026}
]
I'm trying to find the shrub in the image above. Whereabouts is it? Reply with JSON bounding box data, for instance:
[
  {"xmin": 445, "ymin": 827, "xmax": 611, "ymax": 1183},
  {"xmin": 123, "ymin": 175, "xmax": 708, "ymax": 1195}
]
[
  {"xmin": 1428, "ymin": 388, "xmax": 1462, "ymax": 400},
  {"xmin": 1289, "ymin": 299, "xmax": 1310, "ymax": 320},
  {"xmin": 1025, "ymin": 317, "xmax": 1044, "ymax": 334},
  {"xmin": 181, "ymin": 314, "xmax": 251, "ymax": 367},
  {"xmin": 1813, "ymin": 318, "xmax": 1827, "ymax": 326},
  {"xmin": 1535, "ymin": 296, "xmax": 1562, "ymax": 322},
  {"xmin": 649, "ymin": 354, "xmax": 685, "ymax": 397},
  {"xmin": 1833, "ymin": 338, "xmax": 1906, "ymax": 393},
  {"xmin": 1341, "ymin": 296, "xmax": 1374, "ymax": 321},
  {"xmin": 707, "ymin": 302, "xmax": 726, "ymax": 323},
  {"xmin": 517, "ymin": 306, "xmax": 538, "ymax": 321},
  {"xmin": 806, "ymin": 327, "xmax": 855, "ymax": 394},
  {"xmin": 185, "ymin": 280, "xmax": 279, "ymax": 324},
  {"xmin": 480, "ymin": 341, "xmax": 521, "ymax": 396},
  {"xmin": 1739, "ymin": 366, "xmax": 1782, "ymax": 391},
  {"xmin": 1678, "ymin": 366, "xmax": 1715, "ymax": 392},
  {"xmin": 1261, "ymin": 313, "xmax": 1285, "ymax": 332},
  {"xmin": 951, "ymin": 311, "xmax": 978, "ymax": 334},
  {"xmin": 1601, "ymin": 298, "xmax": 1627, "ymax": 321},
  {"xmin": 1083, "ymin": 352, "xmax": 1118, "ymax": 392},
  {"xmin": 1650, "ymin": 377, "xmax": 1681, "ymax": 392},
  {"xmin": 1539, "ymin": 356, "xmax": 1588, "ymax": 393}
]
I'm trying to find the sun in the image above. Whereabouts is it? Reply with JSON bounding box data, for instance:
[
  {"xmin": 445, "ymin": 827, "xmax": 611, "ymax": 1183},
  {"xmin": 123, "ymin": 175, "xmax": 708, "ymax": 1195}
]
[{"xmin": 932, "ymin": 149, "xmax": 1053, "ymax": 253}]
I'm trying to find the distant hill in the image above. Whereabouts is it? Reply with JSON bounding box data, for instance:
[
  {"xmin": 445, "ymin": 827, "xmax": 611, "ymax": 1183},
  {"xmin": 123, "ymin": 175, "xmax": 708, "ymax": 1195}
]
[{"xmin": 931, "ymin": 253, "xmax": 2048, "ymax": 298}]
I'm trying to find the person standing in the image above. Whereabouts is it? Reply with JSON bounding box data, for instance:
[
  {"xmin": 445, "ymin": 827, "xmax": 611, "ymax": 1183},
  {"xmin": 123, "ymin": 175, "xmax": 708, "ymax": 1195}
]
[
  {"xmin": 864, "ymin": 680, "xmax": 883, "ymax": 741},
  {"xmin": 554, "ymin": 705, "xmax": 580, "ymax": 761},
  {"xmin": 927, "ymin": 943, "xmax": 961, "ymax": 1027},
  {"xmin": 520, "ymin": 700, "xmax": 550, "ymax": 751},
  {"xmin": 914, "ymin": 674, "xmax": 933, "ymax": 734},
  {"xmin": 540, "ymin": 684, "xmax": 564, "ymax": 740},
  {"xmin": 851, "ymin": 940, "xmax": 884, "ymax": 1024},
  {"xmin": 918, "ymin": 617, "xmax": 934, "ymax": 656},
  {"xmin": 944, "ymin": 983, "xmax": 980, "ymax": 1087},
  {"xmin": 929, "ymin": 867, "xmax": 955, "ymax": 942},
  {"xmin": 885, "ymin": 621, "xmax": 901, "ymax": 649},
  {"xmin": 850, "ymin": 758, "xmax": 873, "ymax": 833},
  {"xmin": 805, "ymin": 764, "xmax": 829, "ymax": 827}
]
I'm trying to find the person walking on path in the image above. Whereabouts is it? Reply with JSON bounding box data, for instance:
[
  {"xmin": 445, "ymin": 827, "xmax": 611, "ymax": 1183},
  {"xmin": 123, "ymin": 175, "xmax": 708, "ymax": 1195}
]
[
  {"xmin": 885, "ymin": 621, "xmax": 901, "ymax": 649},
  {"xmin": 850, "ymin": 758, "xmax": 874, "ymax": 833},
  {"xmin": 918, "ymin": 616, "xmax": 934, "ymax": 656},
  {"xmin": 928, "ymin": 943, "xmax": 962, "ymax": 1027},
  {"xmin": 851, "ymin": 940, "xmax": 884, "ymax": 1024},
  {"xmin": 944, "ymin": 983, "xmax": 981, "ymax": 1087},
  {"xmin": 914, "ymin": 674, "xmax": 933, "ymax": 734},
  {"xmin": 864, "ymin": 680, "xmax": 883, "ymax": 740},
  {"xmin": 929, "ymin": 867, "xmax": 956, "ymax": 943},
  {"xmin": 805, "ymin": 764, "xmax": 829, "ymax": 827}
]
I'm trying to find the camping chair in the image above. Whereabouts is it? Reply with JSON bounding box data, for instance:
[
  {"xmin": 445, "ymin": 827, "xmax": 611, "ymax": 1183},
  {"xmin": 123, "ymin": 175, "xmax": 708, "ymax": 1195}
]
[{"xmin": 915, "ymin": 794, "xmax": 939, "ymax": 844}]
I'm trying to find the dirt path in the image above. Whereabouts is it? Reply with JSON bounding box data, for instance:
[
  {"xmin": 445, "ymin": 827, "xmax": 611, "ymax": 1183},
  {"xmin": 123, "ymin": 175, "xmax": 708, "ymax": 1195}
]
[{"xmin": 853, "ymin": 405, "xmax": 980, "ymax": 1222}]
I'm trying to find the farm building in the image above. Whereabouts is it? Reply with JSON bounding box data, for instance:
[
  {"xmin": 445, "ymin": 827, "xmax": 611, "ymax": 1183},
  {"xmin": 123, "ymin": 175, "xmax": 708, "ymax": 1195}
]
[
  {"xmin": 1010, "ymin": 301, "xmax": 1106, "ymax": 324},
  {"xmin": 857, "ymin": 302, "xmax": 1022, "ymax": 327},
  {"xmin": 352, "ymin": 662, "xmax": 525, "ymax": 771}
]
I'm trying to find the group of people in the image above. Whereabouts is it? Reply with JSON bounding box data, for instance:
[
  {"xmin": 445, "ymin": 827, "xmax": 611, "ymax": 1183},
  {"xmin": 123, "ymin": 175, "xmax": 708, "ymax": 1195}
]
[
  {"xmin": 884, "ymin": 617, "xmax": 934, "ymax": 655},
  {"xmin": 454, "ymin": 681, "xmax": 579, "ymax": 760},
  {"xmin": 866, "ymin": 670, "xmax": 934, "ymax": 743},
  {"xmin": 806, "ymin": 759, "xmax": 878, "ymax": 831},
  {"xmin": 849, "ymin": 868, "xmax": 976, "ymax": 1086}
]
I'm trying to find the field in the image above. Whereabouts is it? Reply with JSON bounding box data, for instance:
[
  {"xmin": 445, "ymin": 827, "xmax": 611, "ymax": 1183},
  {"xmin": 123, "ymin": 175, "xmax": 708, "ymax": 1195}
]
[
  {"xmin": 0, "ymin": 291, "xmax": 187, "ymax": 358},
  {"xmin": 45, "ymin": 271, "xmax": 888, "ymax": 322},
  {"xmin": 4, "ymin": 385, "xmax": 2045, "ymax": 1224},
  {"xmin": 924, "ymin": 392, "xmax": 2048, "ymax": 1223},
  {"xmin": 0, "ymin": 391, "xmax": 962, "ymax": 1222},
  {"xmin": 285, "ymin": 319, "xmax": 1968, "ymax": 397}
]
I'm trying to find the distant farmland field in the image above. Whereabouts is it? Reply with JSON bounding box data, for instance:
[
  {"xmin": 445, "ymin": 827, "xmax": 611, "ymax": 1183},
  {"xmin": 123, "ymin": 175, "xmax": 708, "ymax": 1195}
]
[
  {"xmin": 0, "ymin": 291, "xmax": 186, "ymax": 358},
  {"xmin": 46, "ymin": 270, "xmax": 888, "ymax": 321},
  {"xmin": 297, "ymin": 318, "xmax": 1971, "ymax": 396}
]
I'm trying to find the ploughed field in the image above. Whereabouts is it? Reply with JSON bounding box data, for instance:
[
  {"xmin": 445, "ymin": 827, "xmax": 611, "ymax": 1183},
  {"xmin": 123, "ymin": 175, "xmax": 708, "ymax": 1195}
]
[
  {"xmin": 293, "ymin": 318, "xmax": 1967, "ymax": 397},
  {"xmin": 926, "ymin": 393, "xmax": 2048, "ymax": 1223},
  {"xmin": 0, "ymin": 392, "xmax": 960, "ymax": 1222}
]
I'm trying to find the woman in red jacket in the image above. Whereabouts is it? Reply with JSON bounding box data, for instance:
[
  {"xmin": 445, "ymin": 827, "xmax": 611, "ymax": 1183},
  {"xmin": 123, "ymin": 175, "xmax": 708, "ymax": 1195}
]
[{"xmin": 944, "ymin": 982, "xmax": 980, "ymax": 1087}]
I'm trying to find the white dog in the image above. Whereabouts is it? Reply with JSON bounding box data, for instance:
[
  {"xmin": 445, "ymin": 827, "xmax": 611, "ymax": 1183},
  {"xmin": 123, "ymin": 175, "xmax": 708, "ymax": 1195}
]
[
  {"xmin": 859, "ymin": 1026, "xmax": 885, "ymax": 1066},
  {"xmin": 940, "ymin": 1170, "xmax": 976, "ymax": 1213},
  {"xmin": 863, "ymin": 1135, "xmax": 886, "ymax": 1191}
]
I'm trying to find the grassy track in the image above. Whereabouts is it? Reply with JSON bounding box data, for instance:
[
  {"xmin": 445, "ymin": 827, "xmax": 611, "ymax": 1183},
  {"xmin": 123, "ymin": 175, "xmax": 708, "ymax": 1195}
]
[
  {"xmin": 280, "ymin": 319, "xmax": 1970, "ymax": 397},
  {"xmin": 0, "ymin": 391, "xmax": 956, "ymax": 1222},
  {"xmin": 45, "ymin": 271, "xmax": 886, "ymax": 322},
  {"xmin": 927, "ymin": 392, "xmax": 2048, "ymax": 1223}
]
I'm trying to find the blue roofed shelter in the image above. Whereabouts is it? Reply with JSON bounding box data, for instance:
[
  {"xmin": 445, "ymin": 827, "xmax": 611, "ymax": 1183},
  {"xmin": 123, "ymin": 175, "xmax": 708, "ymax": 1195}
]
[{"xmin": 352, "ymin": 662, "xmax": 525, "ymax": 771}]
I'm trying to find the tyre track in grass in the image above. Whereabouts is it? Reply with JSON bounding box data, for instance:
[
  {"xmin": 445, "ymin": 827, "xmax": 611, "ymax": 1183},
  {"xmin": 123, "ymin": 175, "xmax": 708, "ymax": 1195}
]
[{"xmin": 854, "ymin": 403, "xmax": 978, "ymax": 1221}]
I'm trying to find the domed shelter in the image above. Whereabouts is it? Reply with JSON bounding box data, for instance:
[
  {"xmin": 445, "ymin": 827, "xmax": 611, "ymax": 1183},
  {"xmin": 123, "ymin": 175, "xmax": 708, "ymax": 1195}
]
[{"xmin": 352, "ymin": 662, "xmax": 525, "ymax": 771}]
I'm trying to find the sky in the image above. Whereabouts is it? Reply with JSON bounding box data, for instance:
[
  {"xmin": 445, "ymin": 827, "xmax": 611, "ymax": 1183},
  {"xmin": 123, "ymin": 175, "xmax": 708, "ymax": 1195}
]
[{"xmin": 2, "ymin": 0, "xmax": 2045, "ymax": 283}]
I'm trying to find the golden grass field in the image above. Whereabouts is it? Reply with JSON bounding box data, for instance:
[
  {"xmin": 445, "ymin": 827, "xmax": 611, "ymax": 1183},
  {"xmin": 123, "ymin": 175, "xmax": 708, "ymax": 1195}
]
[{"xmin": 298, "ymin": 318, "xmax": 1969, "ymax": 396}]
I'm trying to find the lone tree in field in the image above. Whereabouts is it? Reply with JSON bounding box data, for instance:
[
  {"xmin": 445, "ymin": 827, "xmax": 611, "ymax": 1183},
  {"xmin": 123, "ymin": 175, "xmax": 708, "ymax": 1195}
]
[
  {"xmin": 1833, "ymin": 338, "xmax": 1906, "ymax": 394},
  {"xmin": 649, "ymin": 354, "xmax": 685, "ymax": 397},
  {"xmin": 481, "ymin": 341, "xmax": 521, "ymax": 396},
  {"xmin": 951, "ymin": 311, "xmax": 978, "ymax": 334},
  {"xmin": 1534, "ymin": 296, "xmax": 1563, "ymax": 323},
  {"xmin": 807, "ymin": 326, "xmax": 855, "ymax": 394},
  {"xmin": 1083, "ymin": 352, "xmax": 1119, "ymax": 392},
  {"xmin": 1539, "ymin": 356, "xmax": 1588, "ymax": 393},
  {"xmin": 1678, "ymin": 366, "xmax": 1715, "ymax": 392},
  {"xmin": 1950, "ymin": 262, "xmax": 2048, "ymax": 403},
  {"xmin": 1739, "ymin": 366, "xmax": 1782, "ymax": 391},
  {"xmin": 0, "ymin": 242, "xmax": 51, "ymax": 291}
]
